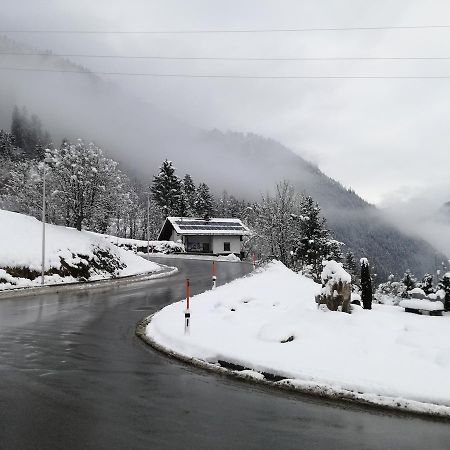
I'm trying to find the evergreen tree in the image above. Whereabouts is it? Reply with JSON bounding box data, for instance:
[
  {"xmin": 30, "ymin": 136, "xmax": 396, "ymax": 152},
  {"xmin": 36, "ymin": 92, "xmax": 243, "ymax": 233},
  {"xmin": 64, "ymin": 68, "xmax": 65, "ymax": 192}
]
[
  {"xmin": 360, "ymin": 258, "xmax": 373, "ymax": 309},
  {"xmin": 150, "ymin": 160, "xmax": 182, "ymax": 218},
  {"xmin": 292, "ymin": 195, "xmax": 342, "ymax": 281},
  {"xmin": 181, "ymin": 174, "xmax": 196, "ymax": 216},
  {"xmin": 400, "ymin": 270, "xmax": 416, "ymax": 298},
  {"xmin": 11, "ymin": 106, "xmax": 50, "ymax": 159},
  {"xmin": 438, "ymin": 273, "xmax": 450, "ymax": 312},
  {"xmin": 194, "ymin": 182, "xmax": 214, "ymax": 219},
  {"xmin": 344, "ymin": 250, "xmax": 358, "ymax": 283},
  {"xmin": 419, "ymin": 273, "xmax": 434, "ymax": 295},
  {"xmin": 11, "ymin": 106, "xmax": 25, "ymax": 150},
  {"xmin": 0, "ymin": 130, "xmax": 19, "ymax": 159}
]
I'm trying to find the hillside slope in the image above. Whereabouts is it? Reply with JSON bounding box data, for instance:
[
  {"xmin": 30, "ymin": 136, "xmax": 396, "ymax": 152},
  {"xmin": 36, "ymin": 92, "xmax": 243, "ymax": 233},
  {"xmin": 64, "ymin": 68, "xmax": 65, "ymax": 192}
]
[
  {"xmin": 0, "ymin": 36, "xmax": 445, "ymax": 279},
  {"xmin": 0, "ymin": 209, "xmax": 161, "ymax": 289}
]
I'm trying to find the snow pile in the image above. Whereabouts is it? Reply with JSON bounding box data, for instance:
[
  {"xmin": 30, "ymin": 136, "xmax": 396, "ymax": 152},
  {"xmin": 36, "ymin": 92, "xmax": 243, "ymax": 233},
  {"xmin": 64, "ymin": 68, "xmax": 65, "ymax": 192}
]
[
  {"xmin": 399, "ymin": 299, "xmax": 444, "ymax": 311},
  {"xmin": 409, "ymin": 287, "xmax": 426, "ymax": 297},
  {"xmin": 147, "ymin": 261, "xmax": 450, "ymax": 414},
  {"xmin": 93, "ymin": 234, "xmax": 185, "ymax": 254},
  {"xmin": 217, "ymin": 253, "xmax": 241, "ymax": 262},
  {"xmin": 0, "ymin": 209, "xmax": 161, "ymax": 289}
]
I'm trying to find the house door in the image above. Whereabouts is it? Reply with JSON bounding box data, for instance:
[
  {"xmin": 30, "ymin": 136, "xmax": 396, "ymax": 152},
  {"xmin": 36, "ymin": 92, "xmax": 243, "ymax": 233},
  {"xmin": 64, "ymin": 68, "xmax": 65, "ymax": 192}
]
[{"xmin": 202, "ymin": 242, "xmax": 210, "ymax": 253}]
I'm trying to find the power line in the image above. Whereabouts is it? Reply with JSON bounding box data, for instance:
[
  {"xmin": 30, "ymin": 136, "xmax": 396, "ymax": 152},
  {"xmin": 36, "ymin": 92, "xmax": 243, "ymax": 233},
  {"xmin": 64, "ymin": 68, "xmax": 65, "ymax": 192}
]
[
  {"xmin": 2, "ymin": 25, "xmax": 450, "ymax": 34},
  {"xmin": 2, "ymin": 51, "xmax": 450, "ymax": 61},
  {"xmin": 1, "ymin": 66, "xmax": 450, "ymax": 79}
]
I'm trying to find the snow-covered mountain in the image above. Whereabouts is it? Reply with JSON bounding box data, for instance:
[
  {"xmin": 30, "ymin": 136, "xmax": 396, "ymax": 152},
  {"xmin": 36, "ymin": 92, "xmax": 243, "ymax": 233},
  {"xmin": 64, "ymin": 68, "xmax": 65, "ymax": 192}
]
[{"xmin": 0, "ymin": 35, "xmax": 445, "ymax": 279}]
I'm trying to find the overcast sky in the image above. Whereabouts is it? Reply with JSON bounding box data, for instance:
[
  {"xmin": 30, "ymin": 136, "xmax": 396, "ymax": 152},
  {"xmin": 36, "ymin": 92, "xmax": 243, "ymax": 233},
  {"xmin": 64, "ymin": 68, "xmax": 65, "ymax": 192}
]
[{"xmin": 2, "ymin": 0, "xmax": 450, "ymax": 204}]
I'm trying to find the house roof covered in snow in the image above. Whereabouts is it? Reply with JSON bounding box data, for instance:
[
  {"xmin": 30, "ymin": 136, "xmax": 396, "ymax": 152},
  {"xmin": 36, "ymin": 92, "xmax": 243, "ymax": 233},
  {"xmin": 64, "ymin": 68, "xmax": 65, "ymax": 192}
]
[{"xmin": 158, "ymin": 217, "xmax": 250, "ymax": 240}]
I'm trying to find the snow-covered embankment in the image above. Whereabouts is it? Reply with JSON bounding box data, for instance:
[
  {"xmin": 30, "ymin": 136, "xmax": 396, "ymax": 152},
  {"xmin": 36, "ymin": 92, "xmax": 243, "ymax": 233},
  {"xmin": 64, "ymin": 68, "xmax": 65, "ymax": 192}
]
[
  {"xmin": 0, "ymin": 209, "xmax": 162, "ymax": 289},
  {"xmin": 146, "ymin": 261, "xmax": 450, "ymax": 417}
]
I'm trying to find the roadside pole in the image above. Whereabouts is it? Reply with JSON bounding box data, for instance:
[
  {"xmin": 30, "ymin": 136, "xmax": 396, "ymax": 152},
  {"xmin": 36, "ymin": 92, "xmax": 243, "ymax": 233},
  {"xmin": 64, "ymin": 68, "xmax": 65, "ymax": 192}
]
[
  {"xmin": 41, "ymin": 161, "xmax": 47, "ymax": 286},
  {"xmin": 147, "ymin": 192, "xmax": 150, "ymax": 256},
  {"xmin": 184, "ymin": 278, "xmax": 191, "ymax": 334}
]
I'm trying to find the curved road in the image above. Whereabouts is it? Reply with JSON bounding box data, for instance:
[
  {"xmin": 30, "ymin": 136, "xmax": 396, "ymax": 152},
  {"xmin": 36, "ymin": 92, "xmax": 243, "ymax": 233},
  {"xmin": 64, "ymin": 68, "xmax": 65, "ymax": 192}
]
[{"xmin": 0, "ymin": 258, "xmax": 449, "ymax": 450}]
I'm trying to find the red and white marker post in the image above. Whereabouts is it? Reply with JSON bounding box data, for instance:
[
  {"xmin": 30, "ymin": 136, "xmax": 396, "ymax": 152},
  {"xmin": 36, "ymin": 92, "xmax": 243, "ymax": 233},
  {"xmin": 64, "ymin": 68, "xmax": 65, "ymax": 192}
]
[
  {"xmin": 184, "ymin": 278, "xmax": 191, "ymax": 334},
  {"xmin": 212, "ymin": 261, "xmax": 217, "ymax": 290},
  {"xmin": 252, "ymin": 254, "xmax": 257, "ymax": 270}
]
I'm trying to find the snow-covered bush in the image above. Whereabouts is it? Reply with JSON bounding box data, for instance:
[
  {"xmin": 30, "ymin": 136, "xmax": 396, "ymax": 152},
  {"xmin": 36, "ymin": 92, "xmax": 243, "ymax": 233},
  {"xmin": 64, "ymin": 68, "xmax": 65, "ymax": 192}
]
[
  {"xmin": 438, "ymin": 272, "xmax": 450, "ymax": 311},
  {"xmin": 103, "ymin": 236, "xmax": 185, "ymax": 254}
]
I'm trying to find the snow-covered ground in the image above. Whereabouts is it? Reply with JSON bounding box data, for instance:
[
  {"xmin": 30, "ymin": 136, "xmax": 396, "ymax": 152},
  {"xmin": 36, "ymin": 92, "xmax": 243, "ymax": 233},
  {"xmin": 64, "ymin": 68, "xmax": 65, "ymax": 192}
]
[
  {"xmin": 0, "ymin": 209, "xmax": 161, "ymax": 290},
  {"xmin": 147, "ymin": 261, "xmax": 450, "ymax": 416},
  {"xmin": 144, "ymin": 252, "xmax": 243, "ymax": 262},
  {"xmin": 92, "ymin": 233, "xmax": 185, "ymax": 254}
]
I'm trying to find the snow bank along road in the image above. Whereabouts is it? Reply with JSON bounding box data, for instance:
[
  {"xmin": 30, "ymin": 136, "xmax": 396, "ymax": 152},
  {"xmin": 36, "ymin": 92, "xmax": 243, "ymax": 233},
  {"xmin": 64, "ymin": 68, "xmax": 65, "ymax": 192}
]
[{"xmin": 0, "ymin": 258, "xmax": 449, "ymax": 450}]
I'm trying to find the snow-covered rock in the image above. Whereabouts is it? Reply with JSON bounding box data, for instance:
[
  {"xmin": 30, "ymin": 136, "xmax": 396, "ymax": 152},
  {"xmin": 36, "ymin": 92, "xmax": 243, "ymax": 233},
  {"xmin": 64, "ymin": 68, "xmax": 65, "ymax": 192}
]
[
  {"xmin": 319, "ymin": 260, "xmax": 352, "ymax": 312},
  {"xmin": 321, "ymin": 260, "xmax": 352, "ymax": 285}
]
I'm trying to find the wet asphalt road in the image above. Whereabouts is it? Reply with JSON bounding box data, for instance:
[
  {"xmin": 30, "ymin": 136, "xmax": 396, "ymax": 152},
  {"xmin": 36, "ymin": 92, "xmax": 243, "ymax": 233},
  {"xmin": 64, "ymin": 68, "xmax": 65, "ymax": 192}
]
[{"xmin": 0, "ymin": 257, "xmax": 449, "ymax": 450}]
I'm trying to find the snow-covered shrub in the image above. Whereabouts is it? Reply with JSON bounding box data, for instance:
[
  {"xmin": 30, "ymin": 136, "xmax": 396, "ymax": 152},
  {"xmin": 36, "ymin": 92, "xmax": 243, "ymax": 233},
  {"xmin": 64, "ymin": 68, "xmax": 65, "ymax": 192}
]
[
  {"xmin": 400, "ymin": 270, "xmax": 417, "ymax": 298},
  {"xmin": 375, "ymin": 274, "xmax": 403, "ymax": 305},
  {"xmin": 438, "ymin": 272, "xmax": 450, "ymax": 311},
  {"xmin": 316, "ymin": 260, "xmax": 352, "ymax": 313},
  {"xmin": 108, "ymin": 237, "xmax": 185, "ymax": 254}
]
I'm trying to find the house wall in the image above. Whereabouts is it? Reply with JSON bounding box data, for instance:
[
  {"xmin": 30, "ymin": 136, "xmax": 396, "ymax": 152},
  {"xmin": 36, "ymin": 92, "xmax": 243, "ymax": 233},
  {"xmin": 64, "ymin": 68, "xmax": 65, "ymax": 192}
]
[
  {"xmin": 170, "ymin": 229, "xmax": 181, "ymax": 242},
  {"xmin": 184, "ymin": 235, "xmax": 212, "ymax": 253},
  {"xmin": 212, "ymin": 235, "xmax": 242, "ymax": 255}
]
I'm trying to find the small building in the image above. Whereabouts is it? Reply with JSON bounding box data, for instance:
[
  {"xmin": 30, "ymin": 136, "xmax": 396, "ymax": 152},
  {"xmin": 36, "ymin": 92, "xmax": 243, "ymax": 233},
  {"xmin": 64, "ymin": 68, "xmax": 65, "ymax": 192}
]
[{"xmin": 157, "ymin": 217, "xmax": 250, "ymax": 256}]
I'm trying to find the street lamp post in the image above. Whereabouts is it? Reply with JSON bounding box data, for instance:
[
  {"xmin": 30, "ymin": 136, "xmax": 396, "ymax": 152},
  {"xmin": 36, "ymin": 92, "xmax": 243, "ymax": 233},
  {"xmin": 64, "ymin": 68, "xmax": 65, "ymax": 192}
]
[
  {"xmin": 41, "ymin": 161, "xmax": 47, "ymax": 286},
  {"xmin": 147, "ymin": 192, "xmax": 150, "ymax": 255}
]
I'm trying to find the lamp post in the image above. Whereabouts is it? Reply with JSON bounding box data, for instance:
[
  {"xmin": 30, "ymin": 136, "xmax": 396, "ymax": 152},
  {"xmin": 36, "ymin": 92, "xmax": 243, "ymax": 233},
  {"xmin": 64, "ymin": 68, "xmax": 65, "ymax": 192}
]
[
  {"xmin": 147, "ymin": 192, "xmax": 150, "ymax": 255},
  {"xmin": 41, "ymin": 159, "xmax": 48, "ymax": 285}
]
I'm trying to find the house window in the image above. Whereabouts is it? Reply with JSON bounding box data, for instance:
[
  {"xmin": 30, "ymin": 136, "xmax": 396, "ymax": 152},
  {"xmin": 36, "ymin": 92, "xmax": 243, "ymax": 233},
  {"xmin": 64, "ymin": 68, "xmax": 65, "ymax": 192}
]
[{"xmin": 224, "ymin": 242, "xmax": 231, "ymax": 252}]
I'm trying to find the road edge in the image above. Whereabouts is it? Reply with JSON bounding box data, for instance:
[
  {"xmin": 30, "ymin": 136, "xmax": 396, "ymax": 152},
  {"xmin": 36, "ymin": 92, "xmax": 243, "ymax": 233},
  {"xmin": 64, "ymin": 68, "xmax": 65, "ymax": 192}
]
[
  {"xmin": 136, "ymin": 313, "xmax": 450, "ymax": 422},
  {"xmin": 0, "ymin": 264, "xmax": 178, "ymax": 300}
]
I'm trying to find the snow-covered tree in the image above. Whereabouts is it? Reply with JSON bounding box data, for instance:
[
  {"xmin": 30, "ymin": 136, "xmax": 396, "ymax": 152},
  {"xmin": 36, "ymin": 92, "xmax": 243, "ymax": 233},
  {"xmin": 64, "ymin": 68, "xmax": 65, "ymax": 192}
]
[
  {"xmin": 4, "ymin": 159, "xmax": 43, "ymax": 218},
  {"xmin": 47, "ymin": 140, "xmax": 124, "ymax": 231},
  {"xmin": 11, "ymin": 106, "xmax": 50, "ymax": 159},
  {"xmin": 216, "ymin": 190, "xmax": 246, "ymax": 218},
  {"xmin": 0, "ymin": 130, "xmax": 19, "ymax": 159},
  {"xmin": 182, "ymin": 174, "xmax": 196, "ymax": 215},
  {"xmin": 438, "ymin": 272, "xmax": 450, "ymax": 311},
  {"xmin": 418, "ymin": 273, "xmax": 434, "ymax": 295},
  {"xmin": 360, "ymin": 258, "xmax": 373, "ymax": 309},
  {"xmin": 400, "ymin": 270, "xmax": 416, "ymax": 298},
  {"xmin": 292, "ymin": 195, "xmax": 342, "ymax": 281},
  {"xmin": 375, "ymin": 274, "xmax": 403, "ymax": 305},
  {"xmin": 250, "ymin": 182, "xmax": 302, "ymax": 266},
  {"xmin": 194, "ymin": 182, "xmax": 214, "ymax": 219},
  {"xmin": 344, "ymin": 250, "xmax": 359, "ymax": 284},
  {"xmin": 151, "ymin": 159, "xmax": 182, "ymax": 218}
]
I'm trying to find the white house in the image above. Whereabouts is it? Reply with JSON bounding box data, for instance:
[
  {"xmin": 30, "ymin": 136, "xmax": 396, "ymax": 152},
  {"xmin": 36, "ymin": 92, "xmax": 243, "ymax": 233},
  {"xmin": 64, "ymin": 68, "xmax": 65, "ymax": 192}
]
[{"xmin": 157, "ymin": 217, "xmax": 250, "ymax": 257}]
